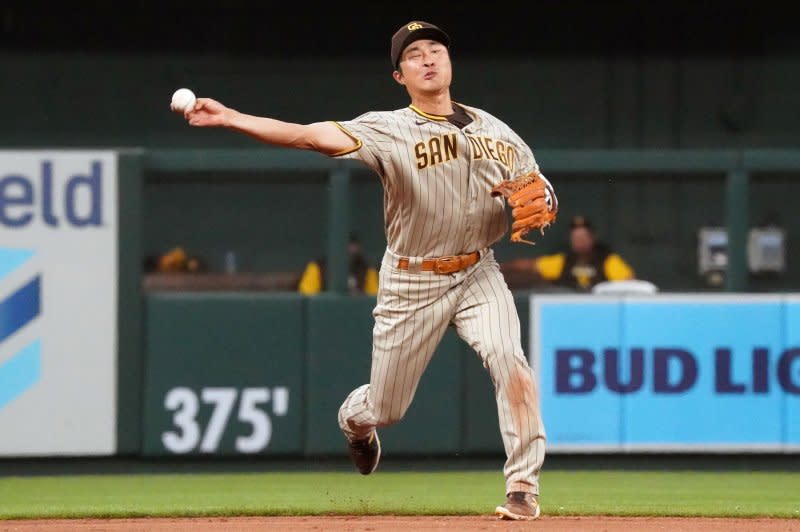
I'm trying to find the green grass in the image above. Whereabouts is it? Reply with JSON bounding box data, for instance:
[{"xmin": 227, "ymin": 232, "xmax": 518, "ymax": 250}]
[{"xmin": 0, "ymin": 470, "xmax": 799, "ymax": 519}]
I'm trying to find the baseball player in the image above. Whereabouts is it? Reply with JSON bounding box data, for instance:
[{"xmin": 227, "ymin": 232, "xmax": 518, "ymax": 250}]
[{"xmin": 173, "ymin": 20, "xmax": 555, "ymax": 521}]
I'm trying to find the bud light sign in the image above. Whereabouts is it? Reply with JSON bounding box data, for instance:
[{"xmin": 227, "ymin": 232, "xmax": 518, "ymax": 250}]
[{"xmin": 531, "ymin": 295, "xmax": 800, "ymax": 452}]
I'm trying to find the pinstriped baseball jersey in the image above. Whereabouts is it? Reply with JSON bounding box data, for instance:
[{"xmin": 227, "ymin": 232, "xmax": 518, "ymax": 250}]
[{"xmin": 332, "ymin": 103, "xmax": 541, "ymax": 257}]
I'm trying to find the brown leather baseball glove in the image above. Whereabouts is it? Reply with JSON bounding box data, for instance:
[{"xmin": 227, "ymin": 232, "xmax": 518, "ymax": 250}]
[{"xmin": 491, "ymin": 169, "xmax": 558, "ymax": 245}]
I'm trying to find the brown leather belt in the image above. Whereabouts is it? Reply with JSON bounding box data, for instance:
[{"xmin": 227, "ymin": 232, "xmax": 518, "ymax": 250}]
[{"xmin": 397, "ymin": 251, "xmax": 480, "ymax": 275}]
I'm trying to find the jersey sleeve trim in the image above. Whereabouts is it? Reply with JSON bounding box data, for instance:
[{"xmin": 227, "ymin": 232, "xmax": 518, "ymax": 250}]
[{"xmin": 329, "ymin": 121, "xmax": 363, "ymax": 157}]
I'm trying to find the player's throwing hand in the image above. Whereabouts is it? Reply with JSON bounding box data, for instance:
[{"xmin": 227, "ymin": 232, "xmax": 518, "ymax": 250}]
[
  {"xmin": 188, "ymin": 98, "xmax": 233, "ymax": 127},
  {"xmin": 173, "ymin": 97, "xmax": 234, "ymax": 127}
]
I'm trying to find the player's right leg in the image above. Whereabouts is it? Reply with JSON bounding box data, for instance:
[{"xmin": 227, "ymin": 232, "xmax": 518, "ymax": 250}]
[{"xmin": 338, "ymin": 255, "xmax": 459, "ymax": 473}]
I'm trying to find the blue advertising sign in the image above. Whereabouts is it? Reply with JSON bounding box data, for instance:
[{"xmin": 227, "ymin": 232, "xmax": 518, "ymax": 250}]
[
  {"xmin": 786, "ymin": 297, "xmax": 800, "ymax": 446},
  {"xmin": 531, "ymin": 295, "xmax": 800, "ymax": 452}
]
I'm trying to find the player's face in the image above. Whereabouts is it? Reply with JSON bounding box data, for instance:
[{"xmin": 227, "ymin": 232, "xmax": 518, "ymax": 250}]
[{"xmin": 395, "ymin": 40, "xmax": 452, "ymax": 93}]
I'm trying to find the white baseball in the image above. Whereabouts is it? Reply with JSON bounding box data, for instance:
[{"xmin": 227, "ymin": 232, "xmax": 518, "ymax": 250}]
[{"xmin": 171, "ymin": 88, "xmax": 196, "ymax": 113}]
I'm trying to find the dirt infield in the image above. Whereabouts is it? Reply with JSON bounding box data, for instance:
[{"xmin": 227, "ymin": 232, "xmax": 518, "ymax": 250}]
[{"xmin": 1, "ymin": 516, "xmax": 799, "ymax": 531}]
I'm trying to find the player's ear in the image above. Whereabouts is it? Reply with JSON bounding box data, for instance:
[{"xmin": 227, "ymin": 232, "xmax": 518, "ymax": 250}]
[{"xmin": 392, "ymin": 69, "xmax": 406, "ymax": 86}]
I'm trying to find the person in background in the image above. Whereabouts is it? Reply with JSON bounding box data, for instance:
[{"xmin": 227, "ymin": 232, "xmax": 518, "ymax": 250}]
[
  {"xmin": 501, "ymin": 215, "xmax": 635, "ymax": 292},
  {"xmin": 144, "ymin": 246, "xmax": 205, "ymax": 274},
  {"xmin": 298, "ymin": 232, "xmax": 379, "ymax": 296}
]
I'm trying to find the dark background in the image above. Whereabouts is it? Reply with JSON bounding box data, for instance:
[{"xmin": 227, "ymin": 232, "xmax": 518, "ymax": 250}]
[{"xmin": 2, "ymin": 1, "xmax": 796, "ymax": 57}]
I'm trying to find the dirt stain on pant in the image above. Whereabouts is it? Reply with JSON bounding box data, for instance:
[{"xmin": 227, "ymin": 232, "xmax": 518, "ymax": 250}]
[{"xmin": 507, "ymin": 365, "xmax": 538, "ymax": 441}]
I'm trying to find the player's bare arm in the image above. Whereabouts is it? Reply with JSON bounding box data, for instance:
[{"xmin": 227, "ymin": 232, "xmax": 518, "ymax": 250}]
[{"xmin": 179, "ymin": 97, "xmax": 356, "ymax": 156}]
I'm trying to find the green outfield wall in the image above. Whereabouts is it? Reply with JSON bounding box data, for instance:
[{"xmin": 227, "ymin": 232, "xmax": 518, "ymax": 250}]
[
  {"xmin": 110, "ymin": 147, "xmax": 800, "ymax": 457},
  {"xmin": 135, "ymin": 292, "xmax": 529, "ymax": 457}
]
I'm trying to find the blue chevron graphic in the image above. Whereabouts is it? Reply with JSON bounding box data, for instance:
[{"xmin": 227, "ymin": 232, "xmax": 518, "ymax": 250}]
[
  {"xmin": 0, "ymin": 340, "xmax": 41, "ymax": 409},
  {"xmin": 0, "ymin": 248, "xmax": 34, "ymax": 279},
  {"xmin": 0, "ymin": 247, "xmax": 41, "ymax": 411},
  {"xmin": 0, "ymin": 276, "xmax": 40, "ymax": 342}
]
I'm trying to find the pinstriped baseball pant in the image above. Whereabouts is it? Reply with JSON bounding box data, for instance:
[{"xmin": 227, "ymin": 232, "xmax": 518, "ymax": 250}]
[{"xmin": 338, "ymin": 248, "xmax": 546, "ymax": 495}]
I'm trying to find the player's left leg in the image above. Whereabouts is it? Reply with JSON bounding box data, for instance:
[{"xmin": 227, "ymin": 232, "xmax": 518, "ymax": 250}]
[{"xmin": 451, "ymin": 249, "xmax": 545, "ymax": 519}]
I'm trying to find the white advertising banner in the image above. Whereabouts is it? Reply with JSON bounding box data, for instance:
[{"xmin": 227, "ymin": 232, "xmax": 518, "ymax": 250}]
[{"xmin": 0, "ymin": 151, "xmax": 117, "ymax": 455}]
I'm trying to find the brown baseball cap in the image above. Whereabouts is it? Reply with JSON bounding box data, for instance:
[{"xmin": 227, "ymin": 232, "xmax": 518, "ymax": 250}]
[{"xmin": 390, "ymin": 21, "xmax": 450, "ymax": 69}]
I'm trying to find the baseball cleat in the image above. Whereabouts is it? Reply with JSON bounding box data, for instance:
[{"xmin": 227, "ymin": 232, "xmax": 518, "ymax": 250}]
[
  {"xmin": 494, "ymin": 491, "xmax": 541, "ymax": 520},
  {"xmin": 347, "ymin": 431, "xmax": 381, "ymax": 475}
]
